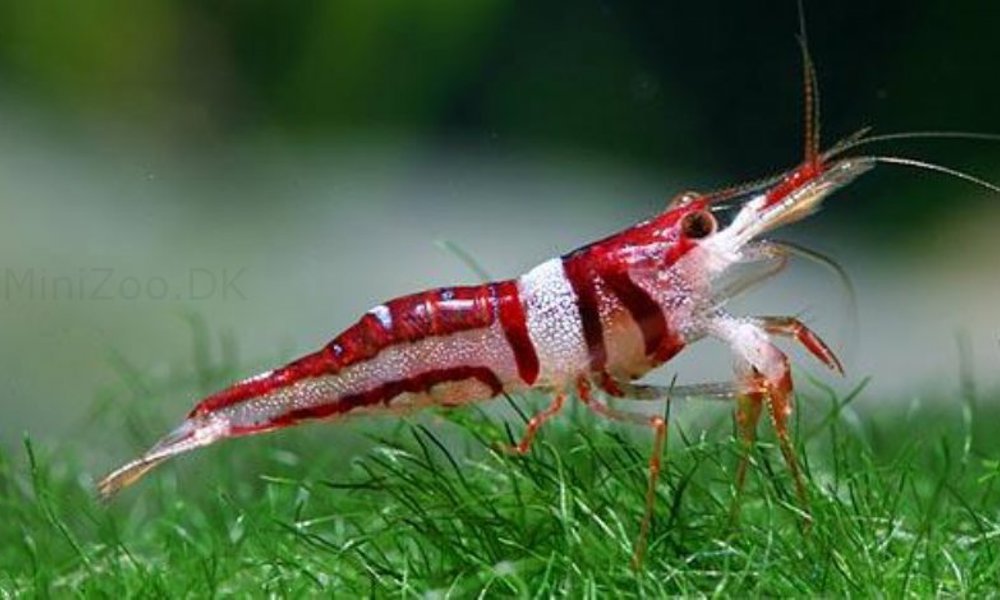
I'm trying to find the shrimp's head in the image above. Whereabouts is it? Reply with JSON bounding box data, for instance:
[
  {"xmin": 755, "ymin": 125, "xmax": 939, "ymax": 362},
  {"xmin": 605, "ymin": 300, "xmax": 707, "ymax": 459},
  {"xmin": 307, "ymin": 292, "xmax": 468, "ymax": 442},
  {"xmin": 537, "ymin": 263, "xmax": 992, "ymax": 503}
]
[
  {"xmin": 672, "ymin": 157, "xmax": 874, "ymax": 278},
  {"xmin": 604, "ymin": 155, "xmax": 873, "ymax": 330},
  {"xmin": 582, "ymin": 156, "xmax": 870, "ymax": 294}
]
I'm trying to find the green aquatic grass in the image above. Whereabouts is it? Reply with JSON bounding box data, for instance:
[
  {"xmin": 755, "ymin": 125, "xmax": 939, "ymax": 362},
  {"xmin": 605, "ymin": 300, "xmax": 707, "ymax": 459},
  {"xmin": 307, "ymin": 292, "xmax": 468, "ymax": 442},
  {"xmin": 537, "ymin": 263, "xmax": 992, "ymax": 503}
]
[{"xmin": 2, "ymin": 358, "xmax": 1000, "ymax": 596}]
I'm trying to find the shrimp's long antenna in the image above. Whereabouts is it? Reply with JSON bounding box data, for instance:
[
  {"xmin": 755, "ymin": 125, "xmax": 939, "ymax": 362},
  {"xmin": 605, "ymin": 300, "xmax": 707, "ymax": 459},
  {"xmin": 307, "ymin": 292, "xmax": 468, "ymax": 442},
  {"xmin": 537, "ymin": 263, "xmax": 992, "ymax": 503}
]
[
  {"xmin": 702, "ymin": 1, "xmax": 823, "ymax": 211},
  {"xmin": 826, "ymin": 131, "xmax": 1000, "ymax": 159},
  {"xmin": 862, "ymin": 155, "xmax": 1000, "ymax": 195},
  {"xmin": 797, "ymin": 0, "xmax": 821, "ymax": 164}
]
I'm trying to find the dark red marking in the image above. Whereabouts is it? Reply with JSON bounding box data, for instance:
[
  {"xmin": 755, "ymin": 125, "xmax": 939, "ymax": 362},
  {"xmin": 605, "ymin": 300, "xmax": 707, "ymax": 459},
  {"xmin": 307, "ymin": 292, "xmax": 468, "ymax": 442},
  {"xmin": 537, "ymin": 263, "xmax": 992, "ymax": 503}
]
[
  {"xmin": 597, "ymin": 372, "xmax": 625, "ymax": 397},
  {"xmin": 561, "ymin": 198, "xmax": 712, "ymax": 313},
  {"xmin": 494, "ymin": 280, "xmax": 540, "ymax": 385},
  {"xmin": 562, "ymin": 255, "xmax": 608, "ymax": 372},
  {"xmin": 764, "ymin": 161, "xmax": 822, "ymax": 208},
  {"xmin": 271, "ymin": 366, "xmax": 503, "ymax": 425},
  {"xmin": 190, "ymin": 351, "xmax": 334, "ymax": 417},
  {"xmin": 663, "ymin": 236, "xmax": 698, "ymax": 271},
  {"xmin": 381, "ymin": 286, "xmax": 494, "ymax": 347},
  {"xmin": 602, "ymin": 269, "xmax": 684, "ymax": 362}
]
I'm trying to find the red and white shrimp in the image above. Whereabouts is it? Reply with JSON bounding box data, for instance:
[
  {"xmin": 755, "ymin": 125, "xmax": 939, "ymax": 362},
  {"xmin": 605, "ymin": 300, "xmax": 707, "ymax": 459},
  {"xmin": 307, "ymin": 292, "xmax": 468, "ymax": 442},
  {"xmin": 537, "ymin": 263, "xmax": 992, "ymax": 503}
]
[{"xmin": 99, "ymin": 30, "xmax": 999, "ymax": 567}]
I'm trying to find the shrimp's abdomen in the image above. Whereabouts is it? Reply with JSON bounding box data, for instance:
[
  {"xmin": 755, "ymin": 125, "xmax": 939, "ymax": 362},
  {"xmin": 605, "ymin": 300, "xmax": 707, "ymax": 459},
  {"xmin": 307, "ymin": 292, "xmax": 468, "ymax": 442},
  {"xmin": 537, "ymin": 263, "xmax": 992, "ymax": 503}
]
[{"xmin": 192, "ymin": 281, "xmax": 541, "ymax": 433}]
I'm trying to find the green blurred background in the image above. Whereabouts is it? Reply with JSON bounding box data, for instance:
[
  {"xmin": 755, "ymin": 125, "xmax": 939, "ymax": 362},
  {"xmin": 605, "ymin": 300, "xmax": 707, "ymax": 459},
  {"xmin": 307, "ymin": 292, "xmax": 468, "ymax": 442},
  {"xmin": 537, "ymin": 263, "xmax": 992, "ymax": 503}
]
[{"xmin": 0, "ymin": 0, "xmax": 997, "ymax": 450}]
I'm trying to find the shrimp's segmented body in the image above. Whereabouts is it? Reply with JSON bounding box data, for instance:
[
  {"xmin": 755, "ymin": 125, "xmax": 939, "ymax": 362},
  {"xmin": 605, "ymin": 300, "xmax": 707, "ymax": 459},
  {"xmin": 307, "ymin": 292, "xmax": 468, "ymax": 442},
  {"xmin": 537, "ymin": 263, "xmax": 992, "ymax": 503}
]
[
  {"xmin": 186, "ymin": 254, "xmax": 683, "ymax": 434},
  {"xmin": 98, "ymin": 153, "xmax": 866, "ymax": 556},
  {"xmin": 99, "ymin": 23, "xmax": 999, "ymax": 567}
]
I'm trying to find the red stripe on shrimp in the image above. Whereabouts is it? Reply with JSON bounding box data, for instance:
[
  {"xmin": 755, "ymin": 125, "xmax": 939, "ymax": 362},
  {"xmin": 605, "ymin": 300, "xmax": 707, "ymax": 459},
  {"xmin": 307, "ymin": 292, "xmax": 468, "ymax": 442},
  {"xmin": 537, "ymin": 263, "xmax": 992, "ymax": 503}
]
[
  {"xmin": 602, "ymin": 269, "xmax": 684, "ymax": 361},
  {"xmin": 384, "ymin": 286, "xmax": 494, "ymax": 342},
  {"xmin": 561, "ymin": 255, "xmax": 608, "ymax": 372},
  {"xmin": 493, "ymin": 280, "xmax": 540, "ymax": 385},
  {"xmin": 261, "ymin": 366, "xmax": 504, "ymax": 428},
  {"xmin": 189, "ymin": 351, "xmax": 334, "ymax": 418}
]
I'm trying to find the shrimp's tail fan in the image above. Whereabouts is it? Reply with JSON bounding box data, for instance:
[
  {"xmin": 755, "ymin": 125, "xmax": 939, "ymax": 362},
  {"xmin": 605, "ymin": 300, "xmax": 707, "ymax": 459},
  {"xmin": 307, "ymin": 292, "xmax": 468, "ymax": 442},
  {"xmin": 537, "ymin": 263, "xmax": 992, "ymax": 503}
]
[{"xmin": 97, "ymin": 417, "xmax": 227, "ymax": 501}]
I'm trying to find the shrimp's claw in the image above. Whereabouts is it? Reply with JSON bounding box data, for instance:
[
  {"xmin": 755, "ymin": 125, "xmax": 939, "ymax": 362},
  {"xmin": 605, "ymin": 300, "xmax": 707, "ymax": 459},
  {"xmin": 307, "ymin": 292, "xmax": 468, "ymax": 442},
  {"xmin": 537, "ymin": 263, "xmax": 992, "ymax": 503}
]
[
  {"xmin": 759, "ymin": 316, "xmax": 844, "ymax": 375},
  {"xmin": 97, "ymin": 417, "xmax": 228, "ymax": 501}
]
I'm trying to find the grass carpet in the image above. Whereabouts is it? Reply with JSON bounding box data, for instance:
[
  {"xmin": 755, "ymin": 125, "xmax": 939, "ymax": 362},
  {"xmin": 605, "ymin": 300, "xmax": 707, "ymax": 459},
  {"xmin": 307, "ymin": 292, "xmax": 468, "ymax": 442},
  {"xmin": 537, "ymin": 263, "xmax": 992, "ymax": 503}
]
[{"xmin": 2, "ymin": 357, "xmax": 999, "ymax": 596}]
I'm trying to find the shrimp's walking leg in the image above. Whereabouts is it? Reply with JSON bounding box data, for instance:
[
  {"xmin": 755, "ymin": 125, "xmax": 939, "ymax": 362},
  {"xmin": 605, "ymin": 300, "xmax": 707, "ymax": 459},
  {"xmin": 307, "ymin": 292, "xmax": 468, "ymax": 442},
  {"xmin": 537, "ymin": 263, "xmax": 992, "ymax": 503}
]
[
  {"xmin": 500, "ymin": 391, "xmax": 566, "ymax": 455},
  {"xmin": 714, "ymin": 315, "xmax": 811, "ymax": 522},
  {"xmin": 732, "ymin": 366, "xmax": 766, "ymax": 516},
  {"xmin": 759, "ymin": 357, "xmax": 810, "ymax": 518},
  {"xmin": 583, "ymin": 376, "xmax": 747, "ymax": 567},
  {"xmin": 577, "ymin": 378, "xmax": 667, "ymax": 569},
  {"xmin": 600, "ymin": 378, "xmax": 741, "ymax": 402}
]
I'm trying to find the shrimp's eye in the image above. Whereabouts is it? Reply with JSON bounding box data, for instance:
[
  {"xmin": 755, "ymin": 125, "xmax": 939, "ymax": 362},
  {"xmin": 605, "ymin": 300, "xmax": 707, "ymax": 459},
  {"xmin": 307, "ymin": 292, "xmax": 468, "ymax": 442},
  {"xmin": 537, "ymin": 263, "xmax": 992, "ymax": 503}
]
[{"xmin": 680, "ymin": 210, "xmax": 717, "ymax": 239}]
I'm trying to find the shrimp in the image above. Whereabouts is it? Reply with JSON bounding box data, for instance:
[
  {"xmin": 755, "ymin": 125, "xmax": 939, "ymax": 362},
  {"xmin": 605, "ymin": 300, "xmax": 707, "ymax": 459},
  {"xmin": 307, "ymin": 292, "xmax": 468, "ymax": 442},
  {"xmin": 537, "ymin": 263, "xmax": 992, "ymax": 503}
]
[{"xmin": 99, "ymin": 15, "xmax": 999, "ymax": 568}]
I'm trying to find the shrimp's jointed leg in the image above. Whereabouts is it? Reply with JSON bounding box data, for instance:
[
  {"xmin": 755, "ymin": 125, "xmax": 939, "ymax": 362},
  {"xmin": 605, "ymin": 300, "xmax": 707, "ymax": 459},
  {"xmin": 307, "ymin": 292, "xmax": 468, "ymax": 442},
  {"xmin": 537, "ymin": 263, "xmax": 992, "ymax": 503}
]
[
  {"xmin": 733, "ymin": 376, "xmax": 766, "ymax": 503},
  {"xmin": 714, "ymin": 315, "xmax": 822, "ymax": 522},
  {"xmin": 501, "ymin": 391, "xmax": 566, "ymax": 455},
  {"xmin": 577, "ymin": 378, "xmax": 668, "ymax": 569},
  {"xmin": 581, "ymin": 377, "xmax": 749, "ymax": 566}
]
